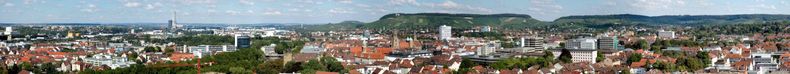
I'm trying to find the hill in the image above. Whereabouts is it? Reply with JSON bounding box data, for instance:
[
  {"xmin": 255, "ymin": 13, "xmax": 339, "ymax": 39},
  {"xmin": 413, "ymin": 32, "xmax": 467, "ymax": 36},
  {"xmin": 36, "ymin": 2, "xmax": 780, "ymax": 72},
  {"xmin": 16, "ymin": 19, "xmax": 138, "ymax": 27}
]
[
  {"xmin": 362, "ymin": 13, "xmax": 547, "ymax": 29},
  {"xmin": 554, "ymin": 14, "xmax": 790, "ymax": 25}
]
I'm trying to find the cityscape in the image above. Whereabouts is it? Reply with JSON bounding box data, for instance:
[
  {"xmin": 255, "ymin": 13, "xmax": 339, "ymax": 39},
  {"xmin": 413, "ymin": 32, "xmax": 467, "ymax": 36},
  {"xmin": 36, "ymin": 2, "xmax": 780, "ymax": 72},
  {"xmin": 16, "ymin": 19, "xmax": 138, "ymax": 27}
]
[{"xmin": 2, "ymin": 0, "xmax": 790, "ymax": 74}]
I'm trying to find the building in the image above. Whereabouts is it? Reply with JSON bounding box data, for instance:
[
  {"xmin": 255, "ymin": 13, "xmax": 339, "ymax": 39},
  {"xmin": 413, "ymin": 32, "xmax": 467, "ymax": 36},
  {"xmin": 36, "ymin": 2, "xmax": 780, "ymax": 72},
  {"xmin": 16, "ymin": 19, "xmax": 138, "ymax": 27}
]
[
  {"xmin": 82, "ymin": 54, "xmax": 136, "ymax": 69},
  {"xmin": 520, "ymin": 36, "xmax": 544, "ymax": 52},
  {"xmin": 480, "ymin": 26, "xmax": 491, "ymax": 32},
  {"xmin": 439, "ymin": 25, "xmax": 452, "ymax": 40},
  {"xmin": 552, "ymin": 48, "xmax": 598, "ymax": 63},
  {"xmin": 658, "ymin": 30, "xmax": 675, "ymax": 39},
  {"xmin": 4, "ymin": 27, "xmax": 11, "ymax": 35},
  {"xmin": 235, "ymin": 35, "xmax": 251, "ymax": 48},
  {"xmin": 187, "ymin": 45, "xmax": 238, "ymax": 58},
  {"xmin": 597, "ymin": 36, "xmax": 619, "ymax": 54},
  {"xmin": 476, "ymin": 42, "xmax": 499, "ymax": 56},
  {"xmin": 750, "ymin": 53, "xmax": 779, "ymax": 73},
  {"xmin": 565, "ymin": 38, "xmax": 597, "ymax": 50}
]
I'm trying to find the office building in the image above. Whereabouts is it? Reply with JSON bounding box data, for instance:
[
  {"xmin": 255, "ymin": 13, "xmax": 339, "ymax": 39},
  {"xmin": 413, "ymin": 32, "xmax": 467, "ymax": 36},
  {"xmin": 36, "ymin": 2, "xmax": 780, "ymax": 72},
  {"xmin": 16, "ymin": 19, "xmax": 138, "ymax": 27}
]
[
  {"xmin": 439, "ymin": 25, "xmax": 452, "ymax": 40},
  {"xmin": 235, "ymin": 35, "xmax": 251, "ymax": 48},
  {"xmin": 520, "ymin": 36, "xmax": 544, "ymax": 52},
  {"xmin": 4, "ymin": 27, "xmax": 11, "ymax": 35},
  {"xmin": 597, "ymin": 37, "xmax": 618, "ymax": 50},
  {"xmin": 565, "ymin": 37, "xmax": 597, "ymax": 50}
]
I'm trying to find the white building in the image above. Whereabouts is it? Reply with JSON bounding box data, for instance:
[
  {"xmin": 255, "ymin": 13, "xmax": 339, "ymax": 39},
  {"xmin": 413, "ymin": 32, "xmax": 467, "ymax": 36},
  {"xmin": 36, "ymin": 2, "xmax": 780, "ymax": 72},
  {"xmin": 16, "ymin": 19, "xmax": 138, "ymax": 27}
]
[
  {"xmin": 82, "ymin": 54, "xmax": 136, "ymax": 69},
  {"xmin": 658, "ymin": 30, "xmax": 676, "ymax": 39},
  {"xmin": 552, "ymin": 49, "xmax": 598, "ymax": 63},
  {"xmin": 520, "ymin": 36, "xmax": 544, "ymax": 52},
  {"xmin": 476, "ymin": 42, "xmax": 499, "ymax": 55},
  {"xmin": 439, "ymin": 25, "xmax": 452, "ymax": 40},
  {"xmin": 565, "ymin": 38, "xmax": 597, "ymax": 50},
  {"xmin": 4, "ymin": 27, "xmax": 11, "ymax": 35}
]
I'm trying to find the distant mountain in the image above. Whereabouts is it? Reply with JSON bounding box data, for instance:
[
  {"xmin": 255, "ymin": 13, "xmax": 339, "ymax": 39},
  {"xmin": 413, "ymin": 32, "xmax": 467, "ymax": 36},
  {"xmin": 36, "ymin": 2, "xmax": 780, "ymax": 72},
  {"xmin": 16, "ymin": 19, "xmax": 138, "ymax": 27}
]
[
  {"xmin": 554, "ymin": 14, "xmax": 790, "ymax": 25},
  {"xmin": 362, "ymin": 13, "xmax": 547, "ymax": 29}
]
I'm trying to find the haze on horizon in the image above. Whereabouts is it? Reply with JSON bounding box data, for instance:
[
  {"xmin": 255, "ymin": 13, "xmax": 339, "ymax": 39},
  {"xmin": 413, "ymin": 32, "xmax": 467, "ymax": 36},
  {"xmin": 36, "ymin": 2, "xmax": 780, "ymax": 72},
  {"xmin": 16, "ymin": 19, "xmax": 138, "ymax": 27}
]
[{"xmin": 0, "ymin": 0, "xmax": 788, "ymax": 24}]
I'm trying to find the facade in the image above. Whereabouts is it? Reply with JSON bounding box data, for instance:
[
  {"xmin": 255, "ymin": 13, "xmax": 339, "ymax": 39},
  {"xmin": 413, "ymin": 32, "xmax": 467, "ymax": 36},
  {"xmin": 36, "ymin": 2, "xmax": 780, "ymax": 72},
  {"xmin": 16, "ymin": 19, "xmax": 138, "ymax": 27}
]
[
  {"xmin": 82, "ymin": 54, "xmax": 136, "ymax": 69},
  {"xmin": 658, "ymin": 30, "xmax": 676, "ymax": 39},
  {"xmin": 520, "ymin": 36, "xmax": 544, "ymax": 52},
  {"xmin": 480, "ymin": 26, "xmax": 491, "ymax": 32},
  {"xmin": 565, "ymin": 38, "xmax": 597, "ymax": 50},
  {"xmin": 4, "ymin": 27, "xmax": 11, "ymax": 35},
  {"xmin": 235, "ymin": 35, "xmax": 251, "ymax": 48},
  {"xmin": 476, "ymin": 43, "xmax": 499, "ymax": 55},
  {"xmin": 439, "ymin": 25, "xmax": 452, "ymax": 40},
  {"xmin": 187, "ymin": 45, "xmax": 238, "ymax": 58},
  {"xmin": 552, "ymin": 49, "xmax": 598, "ymax": 63},
  {"xmin": 597, "ymin": 37, "xmax": 618, "ymax": 50}
]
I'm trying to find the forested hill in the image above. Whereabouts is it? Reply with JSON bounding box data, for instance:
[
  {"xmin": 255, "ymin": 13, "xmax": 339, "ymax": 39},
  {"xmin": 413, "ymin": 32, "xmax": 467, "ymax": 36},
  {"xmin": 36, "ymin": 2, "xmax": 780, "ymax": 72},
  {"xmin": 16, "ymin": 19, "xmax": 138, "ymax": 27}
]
[
  {"xmin": 554, "ymin": 14, "xmax": 790, "ymax": 25},
  {"xmin": 362, "ymin": 13, "xmax": 547, "ymax": 29},
  {"xmin": 290, "ymin": 13, "xmax": 790, "ymax": 32}
]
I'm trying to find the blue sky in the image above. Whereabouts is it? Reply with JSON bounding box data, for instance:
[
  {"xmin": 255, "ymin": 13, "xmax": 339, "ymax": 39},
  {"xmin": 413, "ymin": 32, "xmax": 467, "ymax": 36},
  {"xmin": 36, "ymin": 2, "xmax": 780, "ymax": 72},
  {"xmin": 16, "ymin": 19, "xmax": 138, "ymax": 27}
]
[{"xmin": 1, "ymin": 0, "xmax": 789, "ymax": 24}]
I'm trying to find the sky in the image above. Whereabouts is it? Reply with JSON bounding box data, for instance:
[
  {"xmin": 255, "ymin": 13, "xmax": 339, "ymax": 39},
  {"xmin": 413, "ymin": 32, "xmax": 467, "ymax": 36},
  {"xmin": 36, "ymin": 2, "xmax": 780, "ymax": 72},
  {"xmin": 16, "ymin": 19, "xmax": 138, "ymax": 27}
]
[{"xmin": 1, "ymin": 0, "xmax": 789, "ymax": 24}]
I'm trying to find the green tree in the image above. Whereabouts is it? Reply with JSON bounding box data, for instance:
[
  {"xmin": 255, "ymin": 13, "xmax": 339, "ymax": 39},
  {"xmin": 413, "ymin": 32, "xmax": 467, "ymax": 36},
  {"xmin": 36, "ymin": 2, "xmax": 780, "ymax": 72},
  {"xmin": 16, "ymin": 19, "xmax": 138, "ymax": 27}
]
[
  {"xmin": 460, "ymin": 58, "xmax": 478, "ymax": 68},
  {"xmin": 558, "ymin": 49, "xmax": 573, "ymax": 63},
  {"xmin": 301, "ymin": 59, "xmax": 327, "ymax": 71},
  {"xmin": 320, "ymin": 57, "xmax": 344, "ymax": 72},
  {"xmin": 626, "ymin": 53, "xmax": 643, "ymax": 64},
  {"xmin": 596, "ymin": 52, "xmax": 605, "ymax": 62}
]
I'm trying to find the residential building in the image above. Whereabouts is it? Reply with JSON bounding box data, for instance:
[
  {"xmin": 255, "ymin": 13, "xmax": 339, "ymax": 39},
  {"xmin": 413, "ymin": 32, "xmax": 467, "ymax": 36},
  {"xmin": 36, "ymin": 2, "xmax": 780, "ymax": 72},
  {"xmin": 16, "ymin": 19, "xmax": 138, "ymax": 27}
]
[{"xmin": 658, "ymin": 30, "xmax": 676, "ymax": 39}]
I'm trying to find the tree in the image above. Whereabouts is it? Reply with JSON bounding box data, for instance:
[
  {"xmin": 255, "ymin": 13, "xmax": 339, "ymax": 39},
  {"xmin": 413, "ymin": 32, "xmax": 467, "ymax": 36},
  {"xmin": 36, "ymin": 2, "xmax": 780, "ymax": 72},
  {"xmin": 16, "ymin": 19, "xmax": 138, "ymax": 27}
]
[
  {"xmin": 626, "ymin": 53, "xmax": 643, "ymax": 64},
  {"xmin": 596, "ymin": 52, "xmax": 605, "ymax": 62},
  {"xmin": 320, "ymin": 57, "xmax": 344, "ymax": 72},
  {"xmin": 696, "ymin": 51, "xmax": 711, "ymax": 67},
  {"xmin": 282, "ymin": 62, "xmax": 302, "ymax": 73},
  {"xmin": 257, "ymin": 60, "xmax": 283, "ymax": 74},
  {"xmin": 558, "ymin": 49, "xmax": 573, "ymax": 63},
  {"xmin": 229, "ymin": 67, "xmax": 253, "ymax": 74},
  {"xmin": 301, "ymin": 59, "xmax": 327, "ymax": 71},
  {"xmin": 460, "ymin": 58, "xmax": 478, "ymax": 68}
]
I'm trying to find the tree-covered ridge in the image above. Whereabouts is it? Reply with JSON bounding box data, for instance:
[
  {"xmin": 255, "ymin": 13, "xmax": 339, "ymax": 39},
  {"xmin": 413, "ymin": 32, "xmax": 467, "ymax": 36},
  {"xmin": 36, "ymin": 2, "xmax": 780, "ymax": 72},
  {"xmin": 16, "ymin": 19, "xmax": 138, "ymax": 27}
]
[
  {"xmin": 555, "ymin": 14, "xmax": 790, "ymax": 25},
  {"xmin": 364, "ymin": 13, "xmax": 547, "ymax": 29}
]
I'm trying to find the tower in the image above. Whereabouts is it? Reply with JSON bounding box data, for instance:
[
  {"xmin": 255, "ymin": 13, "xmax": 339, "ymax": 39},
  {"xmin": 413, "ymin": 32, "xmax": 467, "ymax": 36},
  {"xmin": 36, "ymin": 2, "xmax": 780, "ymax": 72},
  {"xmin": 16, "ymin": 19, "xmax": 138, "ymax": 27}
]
[
  {"xmin": 168, "ymin": 11, "xmax": 178, "ymax": 32},
  {"xmin": 439, "ymin": 25, "xmax": 452, "ymax": 40},
  {"xmin": 392, "ymin": 30, "xmax": 400, "ymax": 49}
]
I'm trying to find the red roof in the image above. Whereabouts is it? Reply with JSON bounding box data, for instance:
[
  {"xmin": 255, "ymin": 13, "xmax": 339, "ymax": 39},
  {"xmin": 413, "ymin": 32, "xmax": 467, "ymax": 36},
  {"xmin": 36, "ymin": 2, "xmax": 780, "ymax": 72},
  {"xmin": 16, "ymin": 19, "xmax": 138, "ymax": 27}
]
[{"xmin": 316, "ymin": 71, "xmax": 339, "ymax": 74}]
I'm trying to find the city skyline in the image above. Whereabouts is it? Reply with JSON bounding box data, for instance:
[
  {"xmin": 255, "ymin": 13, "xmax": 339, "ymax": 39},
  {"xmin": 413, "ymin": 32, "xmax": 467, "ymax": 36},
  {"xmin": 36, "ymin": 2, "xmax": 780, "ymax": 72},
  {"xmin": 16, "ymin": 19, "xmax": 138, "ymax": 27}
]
[{"xmin": 1, "ymin": 0, "xmax": 789, "ymax": 24}]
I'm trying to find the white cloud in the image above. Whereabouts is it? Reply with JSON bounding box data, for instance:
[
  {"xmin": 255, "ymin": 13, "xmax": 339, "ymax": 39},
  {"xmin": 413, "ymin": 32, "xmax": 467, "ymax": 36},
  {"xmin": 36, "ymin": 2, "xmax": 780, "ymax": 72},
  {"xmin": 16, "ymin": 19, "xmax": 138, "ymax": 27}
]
[
  {"xmin": 226, "ymin": 10, "xmax": 241, "ymax": 15},
  {"xmin": 336, "ymin": 0, "xmax": 353, "ymax": 4},
  {"xmin": 81, "ymin": 4, "xmax": 98, "ymax": 12},
  {"xmin": 4, "ymin": 3, "xmax": 13, "ymax": 7},
  {"xmin": 423, "ymin": 1, "xmax": 492, "ymax": 13},
  {"xmin": 240, "ymin": 0, "xmax": 255, "ymax": 5},
  {"xmin": 328, "ymin": 8, "xmax": 355, "ymax": 14},
  {"xmin": 124, "ymin": 2, "xmax": 141, "ymax": 7},
  {"xmin": 144, "ymin": 4, "xmax": 155, "ymax": 10},
  {"xmin": 262, "ymin": 11, "xmax": 282, "ymax": 15},
  {"xmin": 389, "ymin": 0, "xmax": 418, "ymax": 5}
]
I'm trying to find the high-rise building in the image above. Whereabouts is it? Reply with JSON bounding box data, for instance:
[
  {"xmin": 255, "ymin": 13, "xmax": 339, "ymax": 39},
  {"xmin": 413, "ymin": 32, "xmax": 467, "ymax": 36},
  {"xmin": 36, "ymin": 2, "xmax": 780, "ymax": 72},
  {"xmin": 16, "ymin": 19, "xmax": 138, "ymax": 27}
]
[
  {"xmin": 597, "ymin": 37, "xmax": 619, "ymax": 50},
  {"xmin": 520, "ymin": 36, "xmax": 544, "ymax": 52},
  {"xmin": 439, "ymin": 25, "xmax": 452, "ymax": 40},
  {"xmin": 658, "ymin": 30, "xmax": 675, "ymax": 39},
  {"xmin": 235, "ymin": 35, "xmax": 251, "ymax": 48},
  {"xmin": 565, "ymin": 37, "xmax": 597, "ymax": 50},
  {"xmin": 4, "ymin": 27, "xmax": 11, "ymax": 35}
]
